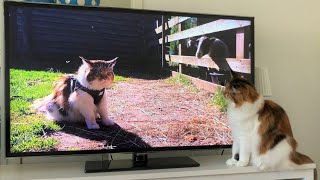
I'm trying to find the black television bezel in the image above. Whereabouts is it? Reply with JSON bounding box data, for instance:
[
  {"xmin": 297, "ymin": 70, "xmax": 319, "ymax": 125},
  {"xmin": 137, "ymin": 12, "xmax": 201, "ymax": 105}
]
[{"xmin": 4, "ymin": 1, "xmax": 254, "ymax": 157}]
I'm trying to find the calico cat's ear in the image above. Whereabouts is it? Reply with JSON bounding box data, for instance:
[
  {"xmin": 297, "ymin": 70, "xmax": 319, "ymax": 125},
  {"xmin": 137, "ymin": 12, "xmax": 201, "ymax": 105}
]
[
  {"xmin": 230, "ymin": 69, "xmax": 242, "ymax": 79},
  {"xmin": 79, "ymin": 56, "xmax": 92, "ymax": 67},
  {"xmin": 107, "ymin": 57, "xmax": 118, "ymax": 70}
]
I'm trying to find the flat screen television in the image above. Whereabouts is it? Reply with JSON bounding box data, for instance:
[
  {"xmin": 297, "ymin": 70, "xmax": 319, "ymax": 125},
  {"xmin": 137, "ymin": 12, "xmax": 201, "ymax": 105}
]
[{"xmin": 4, "ymin": 1, "xmax": 254, "ymax": 172}]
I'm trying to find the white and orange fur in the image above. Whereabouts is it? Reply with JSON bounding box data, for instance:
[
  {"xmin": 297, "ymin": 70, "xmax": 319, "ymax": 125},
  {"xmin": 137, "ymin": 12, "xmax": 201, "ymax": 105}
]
[
  {"xmin": 32, "ymin": 56, "xmax": 117, "ymax": 129},
  {"xmin": 224, "ymin": 71, "xmax": 313, "ymax": 171}
]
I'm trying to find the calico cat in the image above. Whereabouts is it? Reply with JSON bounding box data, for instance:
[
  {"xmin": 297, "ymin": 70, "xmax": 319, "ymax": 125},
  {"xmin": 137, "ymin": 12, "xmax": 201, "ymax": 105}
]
[
  {"xmin": 224, "ymin": 71, "xmax": 313, "ymax": 170},
  {"xmin": 33, "ymin": 56, "xmax": 117, "ymax": 129}
]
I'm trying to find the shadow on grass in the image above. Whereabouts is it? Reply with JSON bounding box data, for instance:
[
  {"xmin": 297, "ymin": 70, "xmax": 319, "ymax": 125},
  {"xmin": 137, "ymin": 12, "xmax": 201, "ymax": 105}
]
[{"xmin": 56, "ymin": 121, "xmax": 151, "ymax": 150}]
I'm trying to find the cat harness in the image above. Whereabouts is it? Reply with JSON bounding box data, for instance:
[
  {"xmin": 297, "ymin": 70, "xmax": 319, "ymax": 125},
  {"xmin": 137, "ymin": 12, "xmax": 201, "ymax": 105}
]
[
  {"xmin": 58, "ymin": 75, "xmax": 105, "ymax": 116},
  {"xmin": 70, "ymin": 76, "xmax": 105, "ymax": 105}
]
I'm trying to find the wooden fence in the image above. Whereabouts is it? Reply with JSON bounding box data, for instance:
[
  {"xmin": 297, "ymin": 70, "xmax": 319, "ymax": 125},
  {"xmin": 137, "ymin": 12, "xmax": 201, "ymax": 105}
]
[
  {"xmin": 155, "ymin": 16, "xmax": 252, "ymax": 92},
  {"xmin": 10, "ymin": 7, "xmax": 161, "ymax": 71}
]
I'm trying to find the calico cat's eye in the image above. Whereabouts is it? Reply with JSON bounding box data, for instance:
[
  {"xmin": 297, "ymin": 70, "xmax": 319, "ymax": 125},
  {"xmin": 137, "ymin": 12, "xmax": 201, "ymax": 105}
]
[
  {"xmin": 232, "ymin": 84, "xmax": 241, "ymax": 89},
  {"xmin": 95, "ymin": 72, "xmax": 101, "ymax": 77},
  {"xmin": 100, "ymin": 74, "xmax": 107, "ymax": 79},
  {"xmin": 99, "ymin": 72, "xmax": 113, "ymax": 80}
]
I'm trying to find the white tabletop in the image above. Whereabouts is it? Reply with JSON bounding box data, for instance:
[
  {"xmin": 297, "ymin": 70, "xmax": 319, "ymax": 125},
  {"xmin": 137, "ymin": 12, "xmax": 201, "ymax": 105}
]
[{"xmin": 0, "ymin": 155, "xmax": 316, "ymax": 180}]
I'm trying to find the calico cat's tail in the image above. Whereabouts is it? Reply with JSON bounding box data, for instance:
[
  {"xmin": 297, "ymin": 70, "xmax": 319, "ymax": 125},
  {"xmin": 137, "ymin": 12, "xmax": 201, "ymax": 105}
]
[
  {"xmin": 32, "ymin": 94, "xmax": 62, "ymax": 121},
  {"xmin": 291, "ymin": 152, "xmax": 317, "ymax": 180},
  {"xmin": 32, "ymin": 95, "xmax": 53, "ymax": 113},
  {"xmin": 291, "ymin": 152, "xmax": 314, "ymax": 164}
]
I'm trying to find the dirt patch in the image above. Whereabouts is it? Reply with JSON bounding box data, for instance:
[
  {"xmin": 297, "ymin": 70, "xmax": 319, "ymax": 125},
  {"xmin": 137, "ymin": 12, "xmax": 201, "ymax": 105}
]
[{"xmin": 52, "ymin": 77, "xmax": 231, "ymax": 151}]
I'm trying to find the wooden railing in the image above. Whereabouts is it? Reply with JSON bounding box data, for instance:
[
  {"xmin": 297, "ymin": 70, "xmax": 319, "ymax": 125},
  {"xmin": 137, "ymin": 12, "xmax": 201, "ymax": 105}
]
[
  {"xmin": 158, "ymin": 19, "xmax": 251, "ymax": 44},
  {"xmin": 156, "ymin": 16, "xmax": 252, "ymax": 91},
  {"xmin": 165, "ymin": 55, "xmax": 251, "ymax": 73}
]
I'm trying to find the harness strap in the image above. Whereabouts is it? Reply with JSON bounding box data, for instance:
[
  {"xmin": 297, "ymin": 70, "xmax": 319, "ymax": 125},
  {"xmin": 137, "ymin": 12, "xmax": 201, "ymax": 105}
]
[
  {"xmin": 70, "ymin": 77, "xmax": 105, "ymax": 105},
  {"xmin": 58, "ymin": 76, "xmax": 105, "ymax": 116}
]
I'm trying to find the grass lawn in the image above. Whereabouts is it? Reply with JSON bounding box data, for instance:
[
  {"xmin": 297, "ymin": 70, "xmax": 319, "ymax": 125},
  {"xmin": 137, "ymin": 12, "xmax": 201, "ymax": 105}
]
[
  {"xmin": 10, "ymin": 69, "xmax": 127, "ymax": 153},
  {"xmin": 209, "ymin": 87, "xmax": 228, "ymax": 112},
  {"xmin": 166, "ymin": 73, "xmax": 227, "ymax": 111},
  {"xmin": 166, "ymin": 73, "xmax": 199, "ymax": 93}
]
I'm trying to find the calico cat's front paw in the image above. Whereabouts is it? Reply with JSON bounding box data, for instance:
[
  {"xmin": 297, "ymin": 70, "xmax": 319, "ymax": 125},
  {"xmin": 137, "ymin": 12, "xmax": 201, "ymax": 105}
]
[
  {"xmin": 87, "ymin": 123, "xmax": 100, "ymax": 129},
  {"xmin": 226, "ymin": 158, "xmax": 237, "ymax": 166},
  {"xmin": 256, "ymin": 161, "xmax": 269, "ymax": 171},
  {"xmin": 235, "ymin": 160, "xmax": 249, "ymax": 167},
  {"xmin": 102, "ymin": 119, "xmax": 114, "ymax": 126}
]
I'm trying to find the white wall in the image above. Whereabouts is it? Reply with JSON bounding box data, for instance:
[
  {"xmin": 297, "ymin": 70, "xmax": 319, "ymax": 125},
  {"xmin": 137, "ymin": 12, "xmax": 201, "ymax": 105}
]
[
  {"xmin": 99, "ymin": 0, "xmax": 131, "ymax": 8},
  {"xmin": 141, "ymin": 0, "xmax": 320, "ymax": 171}
]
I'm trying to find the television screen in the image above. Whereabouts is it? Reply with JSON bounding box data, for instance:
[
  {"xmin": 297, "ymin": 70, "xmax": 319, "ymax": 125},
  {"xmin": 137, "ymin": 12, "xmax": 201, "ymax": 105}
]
[{"xmin": 5, "ymin": 2, "xmax": 254, "ymax": 156}]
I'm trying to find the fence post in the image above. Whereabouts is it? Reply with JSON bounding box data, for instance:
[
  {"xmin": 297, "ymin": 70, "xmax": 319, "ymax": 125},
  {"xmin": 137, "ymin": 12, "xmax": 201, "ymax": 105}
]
[
  {"xmin": 161, "ymin": 15, "xmax": 165, "ymax": 68},
  {"xmin": 236, "ymin": 28, "xmax": 244, "ymax": 59},
  {"xmin": 178, "ymin": 22, "xmax": 182, "ymax": 73}
]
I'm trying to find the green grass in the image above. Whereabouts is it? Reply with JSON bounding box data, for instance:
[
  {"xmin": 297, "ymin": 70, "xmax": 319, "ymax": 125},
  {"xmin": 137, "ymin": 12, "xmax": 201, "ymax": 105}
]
[
  {"xmin": 114, "ymin": 75, "xmax": 128, "ymax": 82},
  {"xmin": 167, "ymin": 73, "xmax": 199, "ymax": 92},
  {"xmin": 10, "ymin": 115, "xmax": 61, "ymax": 153},
  {"xmin": 10, "ymin": 69, "xmax": 63, "ymax": 115},
  {"xmin": 10, "ymin": 69, "xmax": 63, "ymax": 153},
  {"xmin": 169, "ymin": 23, "xmax": 179, "ymax": 54},
  {"xmin": 209, "ymin": 88, "xmax": 228, "ymax": 111},
  {"xmin": 10, "ymin": 69, "xmax": 127, "ymax": 153}
]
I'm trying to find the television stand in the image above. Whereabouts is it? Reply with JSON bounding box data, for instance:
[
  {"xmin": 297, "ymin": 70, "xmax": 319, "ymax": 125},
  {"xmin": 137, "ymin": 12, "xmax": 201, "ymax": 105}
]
[
  {"xmin": 84, "ymin": 153, "xmax": 200, "ymax": 173},
  {"xmin": 0, "ymin": 155, "xmax": 316, "ymax": 179}
]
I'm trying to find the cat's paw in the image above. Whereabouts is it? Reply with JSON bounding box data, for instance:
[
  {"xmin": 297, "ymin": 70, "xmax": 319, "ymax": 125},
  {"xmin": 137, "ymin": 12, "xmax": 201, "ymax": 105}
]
[
  {"xmin": 226, "ymin": 158, "xmax": 237, "ymax": 166},
  {"xmin": 102, "ymin": 119, "xmax": 114, "ymax": 126},
  {"xmin": 256, "ymin": 161, "xmax": 269, "ymax": 171},
  {"xmin": 235, "ymin": 160, "xmax": 249, "ymax": 167},
  {"xmin": 87, "ymin": 123, "xmax": 100, "ymax": 129}
]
